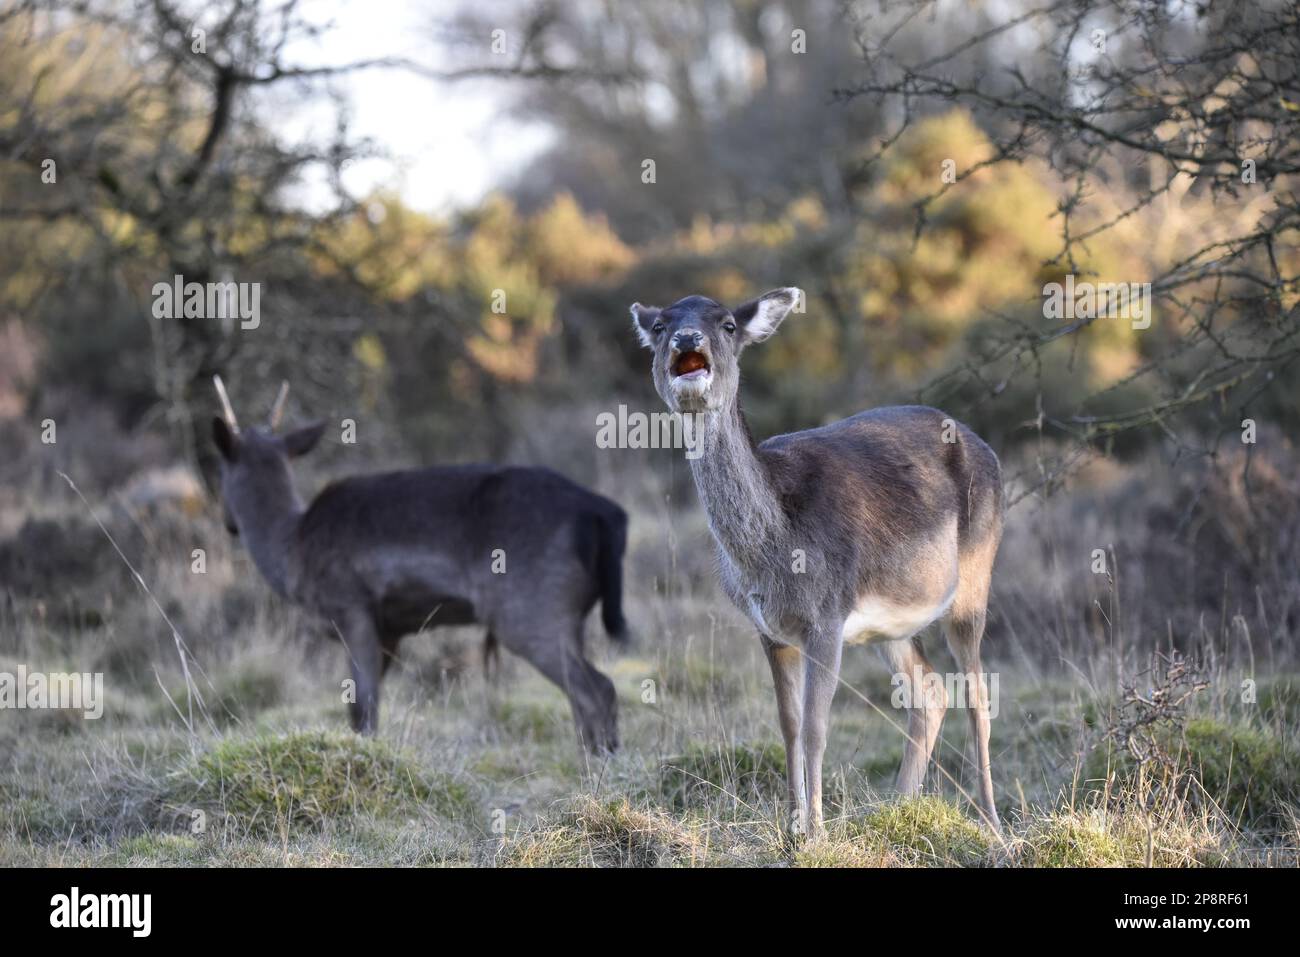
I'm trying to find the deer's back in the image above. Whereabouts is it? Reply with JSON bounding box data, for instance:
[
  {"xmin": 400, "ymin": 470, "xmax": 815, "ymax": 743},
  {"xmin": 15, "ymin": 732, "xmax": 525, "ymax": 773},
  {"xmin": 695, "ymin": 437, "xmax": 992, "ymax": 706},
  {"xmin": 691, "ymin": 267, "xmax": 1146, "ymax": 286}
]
[
  {"xmin": 300, "ymin": 464, "xmax": 618, "ymax": 535},
  {"xmin": 292, "ymin": 464, "xmax": 624, "ymax": 619},
  {"xmin": 757, "ymin": 405, "xmax": 1002, "ymax": 601}
]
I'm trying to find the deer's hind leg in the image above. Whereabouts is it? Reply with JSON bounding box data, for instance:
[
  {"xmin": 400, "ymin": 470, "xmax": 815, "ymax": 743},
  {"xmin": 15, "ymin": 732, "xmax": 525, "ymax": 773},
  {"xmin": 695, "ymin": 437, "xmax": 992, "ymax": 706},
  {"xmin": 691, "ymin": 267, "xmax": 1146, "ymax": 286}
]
[
  {"xmin": 879, "ymin": 634, "xmax": 947, "ymax": 797},
  {"xmin": 942, "ymin": 612, "xmax": 996, "ymax": 829},
  {"xmin": 943, "ymin": 535, "xmax": 1000, "ymax": 829},
  {"xmin": 335, "ymin": 609, "xmax": 384, "ymax": 735},
  {"xmin": 483, "ymin": 630, "xmax": 501, "ymax": 682},
  {"xmin": 498, "ymin": 618, "xmax": 618, "ymax": 756}
]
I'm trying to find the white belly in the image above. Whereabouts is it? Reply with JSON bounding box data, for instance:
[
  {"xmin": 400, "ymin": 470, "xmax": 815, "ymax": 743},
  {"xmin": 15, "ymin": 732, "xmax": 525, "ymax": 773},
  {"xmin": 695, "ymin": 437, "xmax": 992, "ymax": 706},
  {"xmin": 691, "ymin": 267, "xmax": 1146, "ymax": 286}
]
[{"xmin": 841, "ymin": 590, "xmax": 954, "ymax": 645}]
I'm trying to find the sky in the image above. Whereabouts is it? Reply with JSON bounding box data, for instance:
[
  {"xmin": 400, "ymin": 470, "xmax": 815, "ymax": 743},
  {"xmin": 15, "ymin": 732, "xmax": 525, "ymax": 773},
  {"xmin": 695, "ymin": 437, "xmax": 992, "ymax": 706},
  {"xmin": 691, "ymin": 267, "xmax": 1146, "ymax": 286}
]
[{"xmin": 274, "ymin": 0, "xmax": 552, "ymax": 214}]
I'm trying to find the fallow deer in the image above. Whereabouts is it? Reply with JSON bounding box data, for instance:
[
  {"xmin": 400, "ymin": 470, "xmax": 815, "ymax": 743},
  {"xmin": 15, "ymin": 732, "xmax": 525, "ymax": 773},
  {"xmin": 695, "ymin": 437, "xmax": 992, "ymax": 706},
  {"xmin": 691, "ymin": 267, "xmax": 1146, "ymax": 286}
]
[
  {"xmin": 210, "ymin": 377, "xmax": 628, "ymax": 752},
  {"xmin": 631, "ymin": 289, "xmax": 1004, "ymax": 834}
]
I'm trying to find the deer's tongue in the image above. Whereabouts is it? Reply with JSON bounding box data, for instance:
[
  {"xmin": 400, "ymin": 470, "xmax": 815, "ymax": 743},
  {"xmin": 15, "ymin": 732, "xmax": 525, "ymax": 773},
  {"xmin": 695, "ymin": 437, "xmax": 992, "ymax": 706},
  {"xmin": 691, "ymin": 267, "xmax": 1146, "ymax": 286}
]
[{"xmin": 674, "ymin": 352, "xmax": 709, "ymax": 377}]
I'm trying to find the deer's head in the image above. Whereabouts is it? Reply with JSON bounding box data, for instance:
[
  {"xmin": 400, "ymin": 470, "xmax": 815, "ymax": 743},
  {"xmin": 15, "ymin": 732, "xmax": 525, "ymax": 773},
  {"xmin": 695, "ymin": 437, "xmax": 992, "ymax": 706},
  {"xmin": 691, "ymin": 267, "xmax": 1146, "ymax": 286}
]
[
  {"xmin": 211, "ymin": 377, "xmax": 326, "ymax": 536},
  {"xmin": 631, "ymin": 288, "xmax": 800, "ymax": 413}
]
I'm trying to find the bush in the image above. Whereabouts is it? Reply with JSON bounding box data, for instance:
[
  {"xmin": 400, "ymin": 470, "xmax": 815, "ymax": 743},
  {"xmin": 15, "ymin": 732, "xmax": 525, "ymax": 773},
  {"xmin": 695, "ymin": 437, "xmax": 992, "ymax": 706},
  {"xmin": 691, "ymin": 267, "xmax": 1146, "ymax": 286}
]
[{"xmin": 1085, "ymin": 718, "xmax": 1300, "ymax": 831}]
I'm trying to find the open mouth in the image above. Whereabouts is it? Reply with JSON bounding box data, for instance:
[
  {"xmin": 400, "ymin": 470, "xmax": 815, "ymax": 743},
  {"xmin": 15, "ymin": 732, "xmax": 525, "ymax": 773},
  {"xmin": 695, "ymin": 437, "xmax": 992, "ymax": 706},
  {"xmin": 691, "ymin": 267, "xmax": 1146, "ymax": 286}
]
[{"xmin": 671, "ymin": 351, "xmax": 711, "ymax": 380}]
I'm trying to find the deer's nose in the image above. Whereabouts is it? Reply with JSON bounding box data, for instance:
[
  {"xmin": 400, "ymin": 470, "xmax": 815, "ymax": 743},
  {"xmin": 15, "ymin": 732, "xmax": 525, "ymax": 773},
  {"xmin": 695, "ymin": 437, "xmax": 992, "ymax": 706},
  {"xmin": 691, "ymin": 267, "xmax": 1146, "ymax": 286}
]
[{"xmin": 672, "ymin": 329, "xmax": 703, "ymax": 352}]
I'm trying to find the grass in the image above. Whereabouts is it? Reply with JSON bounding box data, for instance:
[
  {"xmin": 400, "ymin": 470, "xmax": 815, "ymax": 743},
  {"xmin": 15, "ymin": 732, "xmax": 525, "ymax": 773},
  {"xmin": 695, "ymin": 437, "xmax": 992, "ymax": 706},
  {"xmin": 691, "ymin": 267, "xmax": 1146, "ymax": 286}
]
[
  {"xmin": 1016, "ymin": 803, "xmax": 1241, "ymax": 868},
  {"xmin": 1181, "ymin": 719, "xmax": 1300, "ymax": 828},
  {"xmin": 158, "ymin": 730, "xmax": 475, "ymax": 836},
  {"xmin": 495, "ymin": 797, "xmax": 710, "ymax": 867},
  {"xmin": 658, "ymin": 741, "xmax": 786, "ymax": 811},
  {"xmin": 797, "ymin": 797, "xmax": 992, "ymax": 867},
  {"xmin": 849, "ymin": 797, "xmax": 993, "ymax": 866},
  {"xmin": 3, "ymin": 453, "xmax": 1300, "ymax": 868},
  {"xmin": 1084, "ymin": 717, "xmax": 1300, "ymax": 832},
  {"xmin": 4, "ymin": 603, "xmax": 1298, "ymax": 868},
  {"xmin": 4, "ymin": 649, "xmax": 1298, "ymax": 865}
]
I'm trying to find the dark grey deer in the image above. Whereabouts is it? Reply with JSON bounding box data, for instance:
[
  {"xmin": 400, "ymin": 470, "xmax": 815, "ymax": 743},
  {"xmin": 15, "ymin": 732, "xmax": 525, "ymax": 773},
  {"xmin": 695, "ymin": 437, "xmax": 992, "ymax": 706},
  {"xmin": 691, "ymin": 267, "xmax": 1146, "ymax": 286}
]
[
  {"xmin": 210, "ymin": 377, "xmax": 628, "ymax": 752},
  {"xmin": 631, "ymin": 289, "xmax": 1004, "ymax": 835}
]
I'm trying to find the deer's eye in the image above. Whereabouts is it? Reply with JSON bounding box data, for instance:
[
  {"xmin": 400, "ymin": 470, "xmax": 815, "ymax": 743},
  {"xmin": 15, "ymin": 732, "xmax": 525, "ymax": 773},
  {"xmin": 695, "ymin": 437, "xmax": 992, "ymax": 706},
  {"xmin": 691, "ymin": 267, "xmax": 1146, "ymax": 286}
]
[
  {"xmin": 652, "ymin": 322, "xmax": 665, "ymax": 335},
  {"xmin": 722, "ymin": 321, "xmax": 737, "ymax": 334}
]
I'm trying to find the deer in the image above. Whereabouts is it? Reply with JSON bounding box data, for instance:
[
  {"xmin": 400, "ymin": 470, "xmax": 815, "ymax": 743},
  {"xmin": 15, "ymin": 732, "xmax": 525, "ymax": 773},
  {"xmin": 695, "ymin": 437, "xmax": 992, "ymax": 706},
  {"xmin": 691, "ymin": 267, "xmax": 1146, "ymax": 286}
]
[
  {"xmin": 209, "ymin": 376, "xmax": 628, "ymax": 752},
  {"xmin": 630, "ymin": 289, "xmax": 1004, "ymax": 836}
]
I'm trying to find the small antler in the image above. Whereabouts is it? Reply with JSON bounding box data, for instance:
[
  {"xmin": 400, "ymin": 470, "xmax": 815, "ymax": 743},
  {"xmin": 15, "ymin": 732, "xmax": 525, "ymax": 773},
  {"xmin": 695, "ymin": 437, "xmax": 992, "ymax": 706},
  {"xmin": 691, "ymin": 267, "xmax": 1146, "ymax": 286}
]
[
  {"xmin": 213, "ymin": 374, "xmax": 240, "ymax": 432},
  {"xmin": 268, "ymin": 380, "xmax": 289, "ymax": 430}
]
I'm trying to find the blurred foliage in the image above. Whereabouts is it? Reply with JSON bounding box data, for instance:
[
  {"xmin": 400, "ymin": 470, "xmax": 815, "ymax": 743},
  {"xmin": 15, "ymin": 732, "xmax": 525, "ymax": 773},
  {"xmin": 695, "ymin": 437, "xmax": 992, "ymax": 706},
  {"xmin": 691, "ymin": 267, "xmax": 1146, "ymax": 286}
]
[{"xmin": 0, "ymin": 0, "xmax": 1294, "ymax": 480}]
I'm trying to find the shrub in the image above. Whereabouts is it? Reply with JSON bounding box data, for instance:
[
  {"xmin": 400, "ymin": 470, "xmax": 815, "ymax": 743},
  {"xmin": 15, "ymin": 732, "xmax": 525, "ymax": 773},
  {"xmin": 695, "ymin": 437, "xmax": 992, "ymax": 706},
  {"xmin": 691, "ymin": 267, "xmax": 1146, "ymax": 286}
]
[{"xmin": 1085, "ymin": 718, "xmax": 1300, "ymax": 831}]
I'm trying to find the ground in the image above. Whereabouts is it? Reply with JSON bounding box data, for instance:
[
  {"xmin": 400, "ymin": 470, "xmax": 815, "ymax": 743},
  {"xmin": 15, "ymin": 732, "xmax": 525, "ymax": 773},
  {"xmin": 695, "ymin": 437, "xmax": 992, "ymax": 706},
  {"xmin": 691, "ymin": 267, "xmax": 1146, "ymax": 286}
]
[{"xmin": 2, "ymin": 456, "xmax": 1298, "ymax": 867}]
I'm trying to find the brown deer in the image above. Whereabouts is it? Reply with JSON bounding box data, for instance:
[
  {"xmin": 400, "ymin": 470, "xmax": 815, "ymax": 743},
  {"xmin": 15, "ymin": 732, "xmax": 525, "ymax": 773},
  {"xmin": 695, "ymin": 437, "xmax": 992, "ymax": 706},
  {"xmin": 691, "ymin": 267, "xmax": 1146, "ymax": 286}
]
[
  {"xmin": 210, "ymin": 377, "xmax": 628, "ymax": 752},
  {"xmin": 631, "ymin": 289, "xmax": 1004, "ymax": 835}
]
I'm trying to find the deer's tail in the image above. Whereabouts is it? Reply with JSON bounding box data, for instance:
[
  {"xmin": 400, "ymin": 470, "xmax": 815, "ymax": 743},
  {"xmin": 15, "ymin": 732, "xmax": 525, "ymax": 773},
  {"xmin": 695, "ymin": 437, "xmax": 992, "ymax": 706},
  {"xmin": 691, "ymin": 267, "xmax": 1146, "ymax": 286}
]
[{"xmin": 597, "ymin": 507, "xmax": 630, "ymax": 643}]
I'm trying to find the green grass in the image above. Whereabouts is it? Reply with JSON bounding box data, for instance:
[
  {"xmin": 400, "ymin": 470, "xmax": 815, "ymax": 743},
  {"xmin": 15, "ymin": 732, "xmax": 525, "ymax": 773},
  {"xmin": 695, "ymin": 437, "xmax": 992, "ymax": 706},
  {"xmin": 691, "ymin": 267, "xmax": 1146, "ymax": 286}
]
[
  {"xmin": 797, "ymin": 797, "xmax": 992, "ymax": 867},
  {"xmin": 1182, "ymin": 719, "xmax": 1300, "ymax": 828},
  {"xmin": 1257, "ymin": 676, "xmax": 1300, "ymax": 726},
  {"xmin": 1017, "ymin": 804, "xmax": 1241, "ymax": 868},
  {"xmin": 658, "ymin": 741, "xmax": 785, "ymax": 811},
  {"xmin": 157, "ymin": 662, "xmax": 286, "ymax": 728},
  {"xmin": 3, "ymin": 501, "xmax": 1299, "ymax": 868},
  {"xmin": 849, "ymin": 797, "xmax": 993, "ymax": 866},
  {"xmin": 1084, "ymin": 717, "xmax": 1300, "ymax": 831},
  {"xmin": 158, "ymin": 730, "xmax": 476, "ymax": 836},
  {"xmin": 495, "ymin": 797, "xmax": 711, "ymax": 867}
]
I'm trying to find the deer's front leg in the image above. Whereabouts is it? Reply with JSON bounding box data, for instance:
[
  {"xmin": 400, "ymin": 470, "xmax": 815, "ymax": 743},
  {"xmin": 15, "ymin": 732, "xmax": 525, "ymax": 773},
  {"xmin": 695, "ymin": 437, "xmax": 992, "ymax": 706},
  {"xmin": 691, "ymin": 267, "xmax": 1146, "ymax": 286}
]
[
  {"xmin": 800, "ymin": 627, "xmax": 844, "ymax": 839},
  {"xmin": 761, "ymin": 635, "xmax": 806, "ymax": 839}
]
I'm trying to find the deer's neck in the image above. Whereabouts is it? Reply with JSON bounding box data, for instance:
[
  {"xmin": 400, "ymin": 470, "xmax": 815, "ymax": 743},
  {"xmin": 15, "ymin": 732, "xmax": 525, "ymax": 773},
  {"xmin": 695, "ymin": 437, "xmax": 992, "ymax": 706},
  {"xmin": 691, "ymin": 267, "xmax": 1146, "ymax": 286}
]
[
  {"xmin": 688, "ymin": 401, "xmax": 789, "ymax": 575},
  {"xmin": 238, "ymin": 481, "xmax": 305, "ymax": 600}
]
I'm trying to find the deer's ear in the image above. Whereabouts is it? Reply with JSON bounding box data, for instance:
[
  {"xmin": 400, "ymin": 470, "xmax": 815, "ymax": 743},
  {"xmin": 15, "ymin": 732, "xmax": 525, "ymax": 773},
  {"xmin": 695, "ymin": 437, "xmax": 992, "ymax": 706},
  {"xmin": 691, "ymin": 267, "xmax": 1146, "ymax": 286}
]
[
  {"xmin": 732, "ymin": 287, "xmax": 801, "ymax": 344},
  {"xmin": 630, "ymin": 302, "xmax": 661, "ymax": 350},
  {"xmin": 213, "ymin": 417, "xmax": 239, "ymax": 462},
  {"xmin": 281, "ymin": 420, "xmax": 326, "ymax": 458}
]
